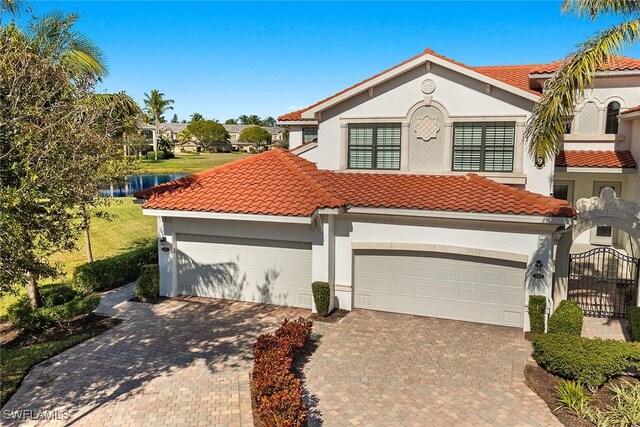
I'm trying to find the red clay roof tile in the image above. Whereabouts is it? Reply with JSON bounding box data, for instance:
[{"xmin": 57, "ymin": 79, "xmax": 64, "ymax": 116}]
[
  {"xmin": 136, "ymin": 150, "xmax": 575, "ymax": 218},
  {"xmin": 622, "ymin": 105, "xmax": 640, "ymax": 115},
  {"xmin": 556, "ymin": 150, "xmax": 637, "ymax": 168},
  {"xmin": 531, "ymin": 55, "xmax": 640, "ymax": 74}
]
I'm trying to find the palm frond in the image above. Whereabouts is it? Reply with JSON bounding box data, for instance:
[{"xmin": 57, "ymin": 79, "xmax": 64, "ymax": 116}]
[
  {"xmin": 526, "ymin": 17, "xmax": 640, "ymax": 160},
  {"xmin": 562, "ymin": 0, "xmax": 640, "ymax": 19},
  {"xmin": 1, "ymin": 0, "xmax": 23, "ymax": 16},
  {"xmin": 62, "ymin": 33, "xmax": 107, "ymax": 79}
]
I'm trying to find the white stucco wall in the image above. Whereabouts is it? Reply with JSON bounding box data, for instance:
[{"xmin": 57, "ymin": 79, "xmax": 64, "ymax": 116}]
[
  {"xmin": 297, "ymin": 62, "xmax": 554, "ymax": 196},
  {"xmin": 288, "ymin": 126, "xmax": 303, "ymax": 149},
  {"xmin": 331, "ymin": 213, "xmax": 556, "ymax": 330}
]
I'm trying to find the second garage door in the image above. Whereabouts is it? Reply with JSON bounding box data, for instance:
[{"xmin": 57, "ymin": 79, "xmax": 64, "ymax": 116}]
[
  {"xmin": 354, "ymin": 250, "xmax": 526, "ymax": 327},
  {"xmin": 177, "ymin": 234, "xmax": 313, "ymax": 308}
]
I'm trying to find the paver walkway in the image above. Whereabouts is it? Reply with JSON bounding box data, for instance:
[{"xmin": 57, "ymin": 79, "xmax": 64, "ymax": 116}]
[
  {"xmin": 582, "ymin": 316, "xmax": 631, "ymax": 340},
  {"xmin": 304, "ymin": 309, "xmax": 561, "ymax": 427},
  {"xmin": 2, "ymin": 285, "xmax": 308, "ymax": 426}
]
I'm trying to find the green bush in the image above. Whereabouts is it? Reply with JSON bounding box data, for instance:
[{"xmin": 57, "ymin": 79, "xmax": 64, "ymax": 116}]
[
  {"xmin": 532, "ymin": 333, "xmax": 640, "ymax": 388},
  {"xmin": 7, "ymin": 294, "xmax": 100, "ymax": 331},
  {"xmin": 135, "ymin": 264, "xmax": 160, "ymax": 302},
  {"xmin": 629, "ymin": 306, "xmax": 640, "ymax": 342},
  {"xmin": 73, "ymin": 245, "xmax": 157, "ymax": 293},
  {"xmin": 556, "ymin": 380, "xmax": 591, "ymax": 418},
  {"xmin": 146, "ymin": 151, "xmax": 166, "ymax": 160},
  {"xmin": 41, "ymin": 285, "xmax": 78, "ymax": 307},
  {"xmin": 548, "ymin": 300, "xmax": 583, "ymax": 336},
  {"xmin": 528, "ymin": 295, "xmax": 546, "ymax": 335},
  {"xmin": 311, "ymin": 281, "xmax": 330, "ymax": 316}
]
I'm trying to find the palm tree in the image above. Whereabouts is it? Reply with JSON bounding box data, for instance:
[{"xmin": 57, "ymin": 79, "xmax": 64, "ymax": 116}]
[
  {"xmin": 190, "ymin": 112, "xmax": 204, "ymax": 122},
  {"xmin": 262, "ymin": 116, "xmax": 277, "ymax": 127},
  {"xmin": 27, "ymin": 11, "xmax": 107, "ymax": 80},
  {"xmin": 143, "ymin": 90, "xmax": 174, "ymax": 160},
  {"xmin": 225, "ymin": 118, "xmax": 238, "ymax": 124},
  {"xmin": 1, "ymin": 0, "xmax": 21, "ymax": 16},
  {"xmin": 527, "ymin": 0, "xmax": 640, "ymax": 161}
]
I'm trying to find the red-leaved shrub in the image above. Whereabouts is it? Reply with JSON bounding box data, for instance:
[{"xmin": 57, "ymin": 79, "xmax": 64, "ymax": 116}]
[{"xmin": 251, "ymin": 317, "xmax": 313, "ymax": 427}]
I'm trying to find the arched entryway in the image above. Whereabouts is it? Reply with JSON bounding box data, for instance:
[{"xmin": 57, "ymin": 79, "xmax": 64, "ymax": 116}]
[{"xmin": 554, "ymin": 187, "xmax": 640, "ymax": 315}]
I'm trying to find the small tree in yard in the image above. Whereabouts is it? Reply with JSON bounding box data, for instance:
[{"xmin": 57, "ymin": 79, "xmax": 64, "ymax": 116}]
[
  {"xmin": 238, "ymin": 126, "xmax": 272, "ymax": 148},
  {"xmin": 186, "ymin": 120, "xmax": 229, "ymax": 151}
]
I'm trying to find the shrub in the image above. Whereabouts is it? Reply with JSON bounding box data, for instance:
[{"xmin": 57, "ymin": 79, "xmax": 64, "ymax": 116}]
[
  {"xmin": 548, "ymin": 300, "xmax": 583, "ymax": 336},
  {"xmin": 628, "ymin": 306, "xmax": 640, "ymax": 342},
  {"xmin": 311, "ymin": 281, "xmax": 330, "ymax": 316},
  {"xmin": 146, "ymin": 151, "xmax": 166, "ymax": 160},
  {"xmin": 41, "ymin": 285, "xmax": 79, "ymax": 307},
  {"xmin": 532, "ymin": 333, "xmax": 640, "ymax": 388},
  {"xmin": 592, "ymin": 380, "xmax": 640, "ymax": 426},
  {"xmin": 135, "ymin": 264, "xmax": 160, "ymax": 302},
  {"xmin": 528, "ymin": 295, "xmax": 546, "ymax": 335},
  {"xmin": 73, "ymin": 245, "xmax": 157, "ymax": 293},
  {"xmin": 555, "ymin": 380, "xmax": 591, "ymax": 418},
  {"xmin": 7, "ymin": 294, "xmax": 100, "ymax": 331},
  {"xmin": 251, "ymin": 317, "xmax": 313, "ymax": 427}
]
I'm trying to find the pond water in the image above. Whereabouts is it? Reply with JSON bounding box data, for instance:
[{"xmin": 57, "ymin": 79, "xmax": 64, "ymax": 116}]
[{"xmin": 101, "ymin": 173, "xmax": 187, "ymax": 197}]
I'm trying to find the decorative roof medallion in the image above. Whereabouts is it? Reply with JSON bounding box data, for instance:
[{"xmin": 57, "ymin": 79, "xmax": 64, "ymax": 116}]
[
  {"xmin": 575, "ymin": 187, "xmax": 640, "ymax": 219},
  {"xmin": 415, "ymin": 116, "xmax": 439, "ymax": 141},
  {"xmin": 421, "ymin": 79, "xmax": 436, "ymax": 94}
]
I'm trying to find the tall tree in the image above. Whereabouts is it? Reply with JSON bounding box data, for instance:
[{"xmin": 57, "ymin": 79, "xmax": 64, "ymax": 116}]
[
  {"xmin": 143, "ymin": 89, "xmax": 174, "ymax": 160},
  {"xmin": 238, "ymin": 114, "xmax": 262, "ymax": 125},
  {"xmin": 225, "ymin": 118, "xmax": 238, "ymax": 124},
  {"xmin": 171, "ymin": 113, "xmax": 178, "ymax": 123},
  {"xmin": 262, "ymin": 116, "xmax": 277, "ymax": 127},
  {"xmin": 186, "ymin": 120, "xmax": 229, "ymax": 151},
  {"xmin": 190, "ymin": 112, "xmax": 204, "ymax": 122},
  {"xmin": 0, "ymin": 25, "xmax": 123, "ymax": 307},
  {"xmin": 527, "ymin": 0, "xmax": 640, "ymax": 160},
  {"xmin": 238, "ymin": 126, "xmax": 272, "ymax": 147}
]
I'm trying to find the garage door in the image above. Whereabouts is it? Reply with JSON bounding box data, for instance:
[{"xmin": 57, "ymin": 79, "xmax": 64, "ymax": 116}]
[
  {"xmin": 354, "ymin": 250, "xmax": 526, "ymax": 327},
  {"xmin": 177, "ymin": 234, "xmax": 313, "ymax": 308}
]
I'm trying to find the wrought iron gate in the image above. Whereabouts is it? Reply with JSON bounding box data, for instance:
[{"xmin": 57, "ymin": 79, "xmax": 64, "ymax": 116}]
[{"xmin": 568, "ymin": 247, "xmax": 639, "ymax": 317}]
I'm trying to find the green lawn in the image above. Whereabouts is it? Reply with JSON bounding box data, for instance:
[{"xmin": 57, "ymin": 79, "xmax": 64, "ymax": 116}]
[
  {"xmin": 137, "ymin": 152, "xmax": 252, "ymax": 174},
  {"xmin": 0, "ymin": 202, "xmax": 156, "ymax": 319}
]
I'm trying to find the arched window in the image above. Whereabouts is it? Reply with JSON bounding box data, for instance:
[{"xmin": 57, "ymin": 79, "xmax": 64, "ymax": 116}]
[{"xmin": 605, "ymin": 101, "xmax": 620, "ymax": 134}]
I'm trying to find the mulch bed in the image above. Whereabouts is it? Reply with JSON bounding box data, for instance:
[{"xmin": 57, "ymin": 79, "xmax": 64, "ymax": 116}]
[
  {"xmin": 524, "ymin": 362, "xmax": 639, "ymax": 427},
  {"xmin": 1, "ymin": 313, "xmax": 120, "ymax": 351},
  {"xmin": 308, "ymin": 308, "xmax": 349, "ymax": 323}
]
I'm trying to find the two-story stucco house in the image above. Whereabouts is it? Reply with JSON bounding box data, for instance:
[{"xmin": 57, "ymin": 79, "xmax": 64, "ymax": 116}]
[{"xmin": 135, "ymin": 49, "xmax": 640, "ymax": 330}]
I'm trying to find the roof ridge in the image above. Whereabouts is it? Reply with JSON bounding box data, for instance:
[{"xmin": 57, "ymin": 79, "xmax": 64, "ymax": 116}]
[{"xmin": 272, "ymin": 150, "xmax": 344, "ymax": 207}]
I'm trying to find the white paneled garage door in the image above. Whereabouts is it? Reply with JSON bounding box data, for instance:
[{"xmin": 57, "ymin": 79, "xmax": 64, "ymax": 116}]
[
  {"xmin": 177, "ymin": 234, "xmax": 313, "ymax": 308},
  {"xmin": 354, "ymin": 250, "xmax": 526, "ymax": 327}
]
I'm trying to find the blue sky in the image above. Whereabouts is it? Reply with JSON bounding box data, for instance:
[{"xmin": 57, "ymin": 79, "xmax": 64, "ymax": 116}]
[{"xmin": 26, "ymin": 1, "xmax": 640, "ymax": 122}]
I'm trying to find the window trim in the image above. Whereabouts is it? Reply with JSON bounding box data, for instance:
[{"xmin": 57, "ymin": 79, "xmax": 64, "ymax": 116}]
[
  {"xmin": 302, "ymin": 127, "xmax": 318, "ymax": 143},
  {"xmin": 347, "ymin": 123, "xmax": 401, "ymax": 170},
  {"xmin": 605, "ymin": 101, "xmax": 620, "ymax": 135},
  {"xmin": 451, "ymin": 122, "xmax": 515, "ymax": 173},
  {"xmin": 553, "ymin": 180, "xmax": 574, "ymax": 204}
]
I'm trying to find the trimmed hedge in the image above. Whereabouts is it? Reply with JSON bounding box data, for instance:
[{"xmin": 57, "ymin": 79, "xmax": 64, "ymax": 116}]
[
  {"xmin": 73, "ymin": 245, "xmax": 157, "ymax": 293},
  {"xmin": 548, "ymin": 300, "xmax": 583, "ymax": 336},
  {"xmin": 528, "ymin": 295, "xmax": 546, "ymax": 335},
  {"xmin": 251, "ymin": 317, "xmax": 313, "ymax": 427},
  {"xmin": 146, "ymin": 151, "xmax": 166, "ymax": 160},
  {"xmin": 532, "ymin": 333, "xmax": 640, "ymax": 388},
  {"xmin": 311, "ymin": 281, "xmax": 330, "ymax": 316},
  {"xmin": 7, "ymin": 293, "xmax": 100, "ymax": 331},
  {"xmin": 135, "ymin": 264, "xmax": 160, "ymax": 302},
  {"xmin": 629, "ymin": 306, "xmax": 640, "ymax": 342}
]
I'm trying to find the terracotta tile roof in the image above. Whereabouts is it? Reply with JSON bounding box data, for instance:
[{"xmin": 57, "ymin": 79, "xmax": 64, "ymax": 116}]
[
  {"xmin": 556, "ymin": 150, "xmax": 637, "ymax": 168},
  {"xmin": 531, "ymin": 55, "xmax": 640, "ymax": 74},
  {"xmin": 325, "ymin": 172, "xmax": 574, "ymax": 217},
  {"xmin": 135, "ymin": 150, "xmax": 343, "ymax": 216},
  {"xmin": 621, "ymin": 104, "xmax": 640, "ymax": 115},
  {"xmin": 470, "ymin": 64, "xmax": 544, "ymax": 94},
  {"xmin": 136, "ymin": 150, "xmax": 575, "ymax": 218}
]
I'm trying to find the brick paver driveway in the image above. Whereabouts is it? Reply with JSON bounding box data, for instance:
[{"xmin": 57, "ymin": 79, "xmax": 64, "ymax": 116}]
[
  {"xmin": 3, "ymin": 284, "xmax": 308, "ymax": 426},
  {"xmin": 5, "ymin": 286, "xmax": 559, "ymax": 426},
  {"xmin": 304, "ymin": 309, "xmax": 560, "ymax": 427}
]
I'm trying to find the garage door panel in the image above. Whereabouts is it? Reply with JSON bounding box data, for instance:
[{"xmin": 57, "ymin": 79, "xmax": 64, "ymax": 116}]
[
  {"xmin": 177, "ymin": 234, "xmax": 312, "ymax": 308},
  {"xmin": 355, "ymin": 250, "xmax": 525, "ymax": 328}
]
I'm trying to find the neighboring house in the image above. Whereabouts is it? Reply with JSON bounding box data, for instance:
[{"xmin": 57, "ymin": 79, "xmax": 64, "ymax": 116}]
[
  {"xmin": 136, "ymin": 48, "xmax": 640, "ymax": 330},
  {"xmin": 138, "ymin": 123, "xmax": 285, "ymax": 152}
]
